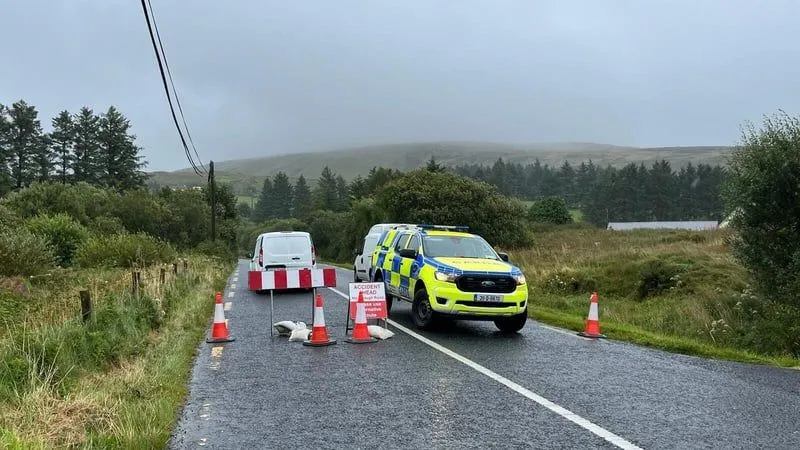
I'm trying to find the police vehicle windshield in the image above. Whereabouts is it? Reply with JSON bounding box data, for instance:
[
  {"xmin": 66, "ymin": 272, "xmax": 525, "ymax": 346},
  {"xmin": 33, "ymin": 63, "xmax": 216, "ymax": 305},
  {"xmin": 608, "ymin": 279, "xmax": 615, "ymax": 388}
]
[{"xmin": 422, "ymin": 235, "xmax": 500, "ymax": 259}]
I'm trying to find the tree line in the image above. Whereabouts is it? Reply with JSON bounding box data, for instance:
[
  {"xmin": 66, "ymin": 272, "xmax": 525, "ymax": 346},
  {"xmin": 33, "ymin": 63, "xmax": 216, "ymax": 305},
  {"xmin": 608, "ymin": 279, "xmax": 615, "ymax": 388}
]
[
  {"xmin": 0, "ymin": 99, "xmax": 147, "ymax": 196},
  {"xmin": 245, "ymin": 157, "xmax": 727, "ymax": 228},
  {"xmin": 453, "ymin": 158, "xmax": 726, "ymax": 225}
]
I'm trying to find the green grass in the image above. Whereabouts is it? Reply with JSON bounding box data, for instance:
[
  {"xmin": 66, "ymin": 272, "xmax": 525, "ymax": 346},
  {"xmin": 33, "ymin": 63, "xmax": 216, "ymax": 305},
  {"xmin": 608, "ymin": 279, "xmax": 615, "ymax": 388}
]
[
  {"xmin": 505, "ymin": 227, "xmax": 800, "ymax": 368},
  {"xmin": 0, "ymin": 256, "xmax": 232, "ymax": 448},
  {"xmin": 147, "ymin": 141, "xmax": 733, "ymax": 188}
]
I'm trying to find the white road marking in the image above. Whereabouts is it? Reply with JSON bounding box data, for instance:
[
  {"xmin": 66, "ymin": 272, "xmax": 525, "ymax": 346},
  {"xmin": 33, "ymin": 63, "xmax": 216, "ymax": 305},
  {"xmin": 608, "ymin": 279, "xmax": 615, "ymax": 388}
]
[
  {"xmin": 224, "ymin": 302, "xmax": 232, "ymax": 311},
  {"xmin": 231, "ymin": 283, "xmax": 237, "ymax": 290},
  {"xmin": 326, "ymin": 285, "xmax": 642, "ymax": 450},
  {"xmin": 228, "ymin": 291, "xmax": 235, "ymax": 298}
]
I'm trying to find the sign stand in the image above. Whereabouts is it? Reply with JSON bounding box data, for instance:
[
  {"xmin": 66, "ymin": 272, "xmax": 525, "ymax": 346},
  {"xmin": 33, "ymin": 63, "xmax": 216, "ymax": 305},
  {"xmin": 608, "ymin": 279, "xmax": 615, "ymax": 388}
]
[
  {"xmin": 251, "ymin": 267, "xmax": 337, "ymax": 339},
  {"xmin": 269, "ymin": 289, "xmax": 274, "ymax": 337},
  {"xmin": 345, "ymin": 282, "xmax": 389, "ymax": 334}
]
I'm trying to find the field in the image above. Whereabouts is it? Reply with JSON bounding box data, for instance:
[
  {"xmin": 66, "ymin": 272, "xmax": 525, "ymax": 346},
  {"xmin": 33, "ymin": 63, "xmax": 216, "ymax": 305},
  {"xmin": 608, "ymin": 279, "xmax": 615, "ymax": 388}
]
[
  {"xmin": 147, "ymin": 141, "xmax": 733, "ymax": 189},
  {"xmin": 508, "ymin": 226, "xmax": 799, "ymax": 367},
  {"xmin": 0, "ymin": 256, "xmax": 231, "ymax": 448}
]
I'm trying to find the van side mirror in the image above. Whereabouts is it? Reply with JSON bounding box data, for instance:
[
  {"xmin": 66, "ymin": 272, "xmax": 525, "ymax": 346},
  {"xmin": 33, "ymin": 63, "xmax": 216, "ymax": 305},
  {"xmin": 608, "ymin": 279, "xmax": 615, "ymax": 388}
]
[
  {"xmin": 354, "ymin": 248, "xmax": 361, "ymax": 256},
  {"xmin": 247, "ymin": 252, "xmax": 253, "ymax": 259},
  {"xmin": 399, "ymin": 248, "xmax": 418, "ymax": 259},
  {"xmin": 497, "ymin": 252, "xmax": 509, "ymax": 262}
]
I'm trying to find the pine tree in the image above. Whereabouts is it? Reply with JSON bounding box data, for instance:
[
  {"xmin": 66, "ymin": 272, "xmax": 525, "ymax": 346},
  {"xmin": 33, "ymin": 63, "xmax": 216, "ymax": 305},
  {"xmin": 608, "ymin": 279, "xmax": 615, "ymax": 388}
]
[
  {"xmin": 293, "ymin": 174, "xmax": 312, "ymax": 219},
  {"xmin": 0, "ymin": 104, "xmax": 11, "ymax": 194},
  {"xmin": 426, "ymin": 156, "xmax": 445, "ymax": 172},
  {"xmin": 271, "ymin": 171, "xmax": 293, "ymax": 219},
  {"xmin": 97, "ymin": 106, "xmax": 146, "ymax": 191},
  {"xmin": 335, "ymin": 174, "xmax": 349, "ymax": 211},
  {"xmin": 72, "ymin": 107, "xmax": 101, "ymax": 184},
  {"xmin": 313, "ymin": 166, "xmax": 339, "ymax": 211},
  {"xmin": 254, "ymin": 177, "xmax": 275, "ymax": 221},
  {"xmin": 7, "ymin": 100, "xmax": 45, "ymax": 189},
  {"xmin": 349, "ymin": 175, "xmax": 368, "ymax": 200},
  {"xmin": 49, "ymin": 110, "xmax": 75, "ymax": 184}
]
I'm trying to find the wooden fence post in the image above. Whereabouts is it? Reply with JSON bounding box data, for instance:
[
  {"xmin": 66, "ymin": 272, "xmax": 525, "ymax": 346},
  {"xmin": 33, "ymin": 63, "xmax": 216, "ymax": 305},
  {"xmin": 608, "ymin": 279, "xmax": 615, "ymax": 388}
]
[
  {"xmin": 160, "ymin": 267, "xmax": 166, "ymax": 284},
  {"xmin": 183, "ymin": 259, "xmax": 188, "ymax": 271},
  {"xmin": 132, "ymin": 270, "xmax": 141, "ymax": 295},
  {"xmin": 80, "ymin": 290, "xmax": 92, "ymax": 322}
]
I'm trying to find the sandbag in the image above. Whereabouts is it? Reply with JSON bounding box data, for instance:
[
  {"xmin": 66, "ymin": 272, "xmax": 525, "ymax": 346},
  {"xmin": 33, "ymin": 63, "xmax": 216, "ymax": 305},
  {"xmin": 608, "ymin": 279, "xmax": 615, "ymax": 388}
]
[
  {"xmin": 289, "ymin": 327, "xmax": 312, "ymax": 342},
  {"xmin": 273, "ymin": 320, "xmax": 307, "ymax": 336}
]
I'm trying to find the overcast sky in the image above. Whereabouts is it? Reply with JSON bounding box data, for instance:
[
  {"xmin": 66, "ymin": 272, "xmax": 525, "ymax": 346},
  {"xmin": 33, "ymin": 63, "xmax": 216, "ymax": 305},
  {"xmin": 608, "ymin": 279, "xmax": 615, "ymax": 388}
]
[{"xmin": 2, "ymin": 0, "xmax": 799, "ymax": 171}]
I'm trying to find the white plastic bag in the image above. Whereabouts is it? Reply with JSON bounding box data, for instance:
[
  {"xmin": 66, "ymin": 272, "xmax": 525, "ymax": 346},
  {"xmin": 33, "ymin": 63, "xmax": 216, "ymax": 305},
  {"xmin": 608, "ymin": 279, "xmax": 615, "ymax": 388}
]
[
  {"xmin": 289, "ymin": 327, "xmax": 312, "ymax": 342},
  {"xmin": 367, "ymin": 325, "xmax": 395, "ymax": 340}
]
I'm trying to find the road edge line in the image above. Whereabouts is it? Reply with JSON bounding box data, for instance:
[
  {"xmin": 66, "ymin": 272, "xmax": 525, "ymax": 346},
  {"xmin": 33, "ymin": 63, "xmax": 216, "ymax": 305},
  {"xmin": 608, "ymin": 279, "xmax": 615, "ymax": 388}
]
[{"xmin": 326, "ymin": 285, "xmax": 642, "ymax": 450}]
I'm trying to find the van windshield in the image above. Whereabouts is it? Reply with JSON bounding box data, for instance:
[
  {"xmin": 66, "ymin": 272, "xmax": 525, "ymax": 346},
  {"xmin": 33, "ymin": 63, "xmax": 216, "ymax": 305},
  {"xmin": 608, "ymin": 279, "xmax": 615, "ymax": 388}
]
[{"xmin": 264, "ymin": 236, "xmax": 310, "ymax": 255}]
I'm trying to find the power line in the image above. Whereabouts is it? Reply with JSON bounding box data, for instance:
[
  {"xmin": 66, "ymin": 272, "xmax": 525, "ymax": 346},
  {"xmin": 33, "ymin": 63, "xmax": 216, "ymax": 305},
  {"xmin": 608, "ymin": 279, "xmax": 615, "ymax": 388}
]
[
  {"xmin": 139, "ymin": 0, "xmax": 204, "ymax": 175},
  {"xmin": 146, "ymin": 0, "xmax": 206, "ymax": 174}
]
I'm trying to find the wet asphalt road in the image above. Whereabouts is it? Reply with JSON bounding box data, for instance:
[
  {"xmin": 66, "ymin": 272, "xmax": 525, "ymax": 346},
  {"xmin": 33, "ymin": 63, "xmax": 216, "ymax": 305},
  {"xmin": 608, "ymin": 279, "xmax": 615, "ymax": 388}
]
[{"xmin": 169, "ymin": 260, "xmax": 800, "ymax": 449}]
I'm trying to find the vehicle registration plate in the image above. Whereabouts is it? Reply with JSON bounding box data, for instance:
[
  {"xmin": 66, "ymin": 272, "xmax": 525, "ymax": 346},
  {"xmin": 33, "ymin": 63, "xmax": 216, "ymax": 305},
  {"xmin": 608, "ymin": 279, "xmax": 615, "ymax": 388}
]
[{"xmin": 474, "ymin": 294, "xmax": 503, "ymax": 302}]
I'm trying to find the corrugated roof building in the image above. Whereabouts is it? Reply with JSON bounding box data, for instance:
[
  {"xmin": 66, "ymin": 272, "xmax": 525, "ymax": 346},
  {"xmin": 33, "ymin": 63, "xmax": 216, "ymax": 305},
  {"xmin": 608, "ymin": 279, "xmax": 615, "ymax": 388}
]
[{"xmin": 606, "ymin": 221, "xmax": 719, "ymax": 231}]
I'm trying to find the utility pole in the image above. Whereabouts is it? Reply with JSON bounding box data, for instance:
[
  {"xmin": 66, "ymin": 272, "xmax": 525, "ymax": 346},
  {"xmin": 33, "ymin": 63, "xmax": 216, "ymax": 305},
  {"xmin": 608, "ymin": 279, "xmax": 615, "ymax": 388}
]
[{"xmin": 209, "ymin": 160, "xmax": 216, "ymax": 242}]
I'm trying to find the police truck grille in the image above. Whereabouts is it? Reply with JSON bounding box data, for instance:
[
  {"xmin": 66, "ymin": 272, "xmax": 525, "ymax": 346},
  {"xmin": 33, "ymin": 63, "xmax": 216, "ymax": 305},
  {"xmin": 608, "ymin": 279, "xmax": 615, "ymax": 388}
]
[{"xmin": 455, "ymin": 275, "xmax": 517, "ymax": 293}]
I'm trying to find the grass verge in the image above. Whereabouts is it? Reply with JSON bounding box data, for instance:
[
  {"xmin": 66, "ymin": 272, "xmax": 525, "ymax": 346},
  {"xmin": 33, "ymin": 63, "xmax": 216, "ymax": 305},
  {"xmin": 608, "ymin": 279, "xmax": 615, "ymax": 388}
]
[
  {"xmin": 508, "ymin": 227, "xmax": 800, "ymax": 368},
  {"xmin": 0, "ymin": 255, "xmax": 232, "ymax": 448}
]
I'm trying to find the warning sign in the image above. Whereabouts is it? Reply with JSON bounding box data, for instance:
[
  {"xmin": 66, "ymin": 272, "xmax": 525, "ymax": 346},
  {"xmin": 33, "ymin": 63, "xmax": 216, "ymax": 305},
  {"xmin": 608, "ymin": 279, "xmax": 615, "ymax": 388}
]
[{"xmin": 348, "ymin": 282, "xmax": 388, "ymax": 320}]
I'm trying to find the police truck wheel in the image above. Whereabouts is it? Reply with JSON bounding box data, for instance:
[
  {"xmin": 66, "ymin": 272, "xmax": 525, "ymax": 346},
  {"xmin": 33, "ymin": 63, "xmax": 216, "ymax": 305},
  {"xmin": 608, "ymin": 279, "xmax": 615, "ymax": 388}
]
[
  {"xmin": 412, "ymin": 289, "xmax": 437, "ymax": 329},
  {"xmin": 353, "ymin": 268, "xmax": 358, "ymax": 282},
  {"xmin": 494, "ymin": 309, "xmax": 528, "ymax": 333}
]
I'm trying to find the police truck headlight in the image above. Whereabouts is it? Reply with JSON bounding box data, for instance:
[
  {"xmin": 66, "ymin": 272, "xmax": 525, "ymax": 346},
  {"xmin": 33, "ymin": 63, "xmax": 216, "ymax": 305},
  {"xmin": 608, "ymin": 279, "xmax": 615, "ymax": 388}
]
[
  {"xmin": 434, "ymin": 271, "xmax": 457, "ymax": 283},
  {"xmin": 513, "ymin": 274, "xmax": 526, "ymax": 285}
]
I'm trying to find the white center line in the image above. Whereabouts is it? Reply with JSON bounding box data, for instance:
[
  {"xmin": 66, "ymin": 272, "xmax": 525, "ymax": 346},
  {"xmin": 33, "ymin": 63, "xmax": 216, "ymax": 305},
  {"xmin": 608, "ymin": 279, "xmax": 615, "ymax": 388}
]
[
  {"xmin": 227, "ymin": 291, "xmax": 235, "ymax": 298},
  {"xmin": 326, "ymin": 285, "xmax": 642, "ymax": 450}
]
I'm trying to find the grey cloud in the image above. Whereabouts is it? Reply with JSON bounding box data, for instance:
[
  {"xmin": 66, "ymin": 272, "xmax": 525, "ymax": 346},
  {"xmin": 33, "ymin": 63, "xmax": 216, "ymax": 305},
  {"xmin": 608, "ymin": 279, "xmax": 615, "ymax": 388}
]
[{"xmin": 2, "ymin": 0, "xmax": 799, "ymax": 170}]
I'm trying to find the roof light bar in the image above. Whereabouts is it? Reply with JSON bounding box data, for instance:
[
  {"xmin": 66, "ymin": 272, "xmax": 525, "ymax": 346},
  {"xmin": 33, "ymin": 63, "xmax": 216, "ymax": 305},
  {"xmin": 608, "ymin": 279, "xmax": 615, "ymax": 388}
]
[{"xmin": 416, "ymin": 224, "xmax": 470, "ymax": 232}]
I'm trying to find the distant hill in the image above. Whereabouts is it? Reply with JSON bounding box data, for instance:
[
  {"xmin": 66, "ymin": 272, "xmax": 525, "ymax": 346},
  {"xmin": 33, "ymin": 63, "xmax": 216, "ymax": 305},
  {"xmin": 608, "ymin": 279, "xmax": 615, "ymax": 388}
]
[{"xmin": 146, "ymin": 141, "xmax": 733, "ymax": 190}]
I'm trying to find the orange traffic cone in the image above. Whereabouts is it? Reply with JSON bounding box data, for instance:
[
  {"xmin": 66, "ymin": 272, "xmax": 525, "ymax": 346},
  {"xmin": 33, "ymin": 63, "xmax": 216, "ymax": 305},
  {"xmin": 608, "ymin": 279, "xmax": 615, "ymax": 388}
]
[
  {"xmin": 303, "ymin": 293, "xmax": 336, "ymax": 347},
  {"xmin": 346, "ymin": 291, "xmax": 378, "ymax": 344},
  {"xmin": 207, "ymin": 291, "xmax": 235, "ymax": 343},
  {"xmin": 578, "ymin": 291, "xmax": 606, "ymax": 339}
]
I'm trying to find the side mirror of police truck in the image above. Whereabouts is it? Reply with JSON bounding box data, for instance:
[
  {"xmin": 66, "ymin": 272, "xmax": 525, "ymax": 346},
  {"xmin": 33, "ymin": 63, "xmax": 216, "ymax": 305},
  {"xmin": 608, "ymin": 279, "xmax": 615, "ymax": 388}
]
[
  {"xmin": 497, "ymin": 252, "xmax": 509, "ymax": 262},
  {"xmin": 246, "ymin": 252, "xmax": 253, "ymax": 259},
  {"xmin": 353, "ymin": 248, "xmax": 361, "ymax": 256},
  {"xmin": 399, "ymin": 248, "xmax": 418, "ymax": 259}
]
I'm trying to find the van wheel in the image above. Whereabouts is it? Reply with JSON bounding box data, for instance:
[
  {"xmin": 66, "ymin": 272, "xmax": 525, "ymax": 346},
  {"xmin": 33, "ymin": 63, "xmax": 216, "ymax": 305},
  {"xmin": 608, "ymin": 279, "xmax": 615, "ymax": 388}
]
[
  {"xmin": 353, "ymin": 268, "xmax": 358, "ymax": 282},
  {"xmin": 412, "ymin": 289, "xmax": 437, "ymax": 330}
]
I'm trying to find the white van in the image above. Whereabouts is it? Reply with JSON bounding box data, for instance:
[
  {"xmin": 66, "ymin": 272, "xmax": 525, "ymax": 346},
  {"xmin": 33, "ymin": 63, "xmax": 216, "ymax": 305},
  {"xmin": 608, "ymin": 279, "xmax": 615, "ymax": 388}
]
[
  {"xmin": 352, "ymin": 223, "xmax": 415, "ymax": 282},
  {"xmin": 249, "ymin": 231, "xmax": 316, "ymax": 273}
]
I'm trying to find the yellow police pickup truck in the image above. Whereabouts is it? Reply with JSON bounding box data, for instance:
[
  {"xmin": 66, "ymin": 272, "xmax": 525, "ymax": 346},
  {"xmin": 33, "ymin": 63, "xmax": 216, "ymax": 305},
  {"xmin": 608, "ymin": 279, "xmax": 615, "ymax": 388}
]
[{"xmin": 370, "ymin": 224, "xmax": 528, "ymax": 332}]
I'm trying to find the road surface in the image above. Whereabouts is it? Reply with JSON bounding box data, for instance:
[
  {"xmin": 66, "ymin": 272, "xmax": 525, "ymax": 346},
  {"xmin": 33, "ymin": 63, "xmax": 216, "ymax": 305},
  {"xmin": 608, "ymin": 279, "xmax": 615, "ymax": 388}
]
[{"xmin": 169, "ymin": 260, "xmax": 800, "ymax": 449}]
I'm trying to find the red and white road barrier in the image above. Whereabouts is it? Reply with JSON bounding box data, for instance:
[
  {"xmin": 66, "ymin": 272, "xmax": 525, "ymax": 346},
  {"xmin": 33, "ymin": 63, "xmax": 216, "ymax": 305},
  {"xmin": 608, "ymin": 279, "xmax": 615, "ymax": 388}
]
[{"xmin": 248, "ymin": 267, "xmax": 337, "ymax": 291}]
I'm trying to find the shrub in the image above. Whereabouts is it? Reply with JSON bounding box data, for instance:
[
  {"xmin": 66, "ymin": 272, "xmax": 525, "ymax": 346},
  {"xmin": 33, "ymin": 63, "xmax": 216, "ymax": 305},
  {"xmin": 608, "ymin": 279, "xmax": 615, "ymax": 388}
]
[
  {"xmin": 0, "ymin": 204, "xmax": 21, "ymax": 230},
  {"xmin": 528, "ymin": 197, "xmax": 573, "ymax": 225},
  {"xmin": 75, "ymin": 232, "xmax": 176, "ymax": 268},
  {"xmin": 195, "ymin": 240, "xmax": 236, "ymax": 262},
  {"xmin": 0, "ymin": 230, "xmax": 57, "ymax": 276},
  {"xmin": 721, "ymin": 110, "xmax": 800, "ymax": 307},
  {"xmin": 636, "ymin": 260, "xmax": 681, "ymax": 300},
  {"xmin": 0, "ymin": 182, "xmax": 115, "ymax": 225},
  {"xmin": 88, "ymin": 215, "xmax": 127, "ymax": 236},
  {"xmin": 23, "ymin": 213, "xmax": 90, "ymax": 267},
  {"xmin": 375, "ymin": 169, "xmax": 533, "ymax": 248}
]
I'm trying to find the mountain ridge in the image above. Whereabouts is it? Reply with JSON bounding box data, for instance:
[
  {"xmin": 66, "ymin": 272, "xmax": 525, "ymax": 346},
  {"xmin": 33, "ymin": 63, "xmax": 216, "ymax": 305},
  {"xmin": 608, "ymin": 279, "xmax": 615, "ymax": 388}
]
[{"xmin": 146, "ymin": 141, "xmax": 732, "ymax": 189}]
